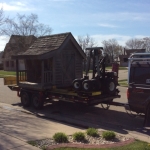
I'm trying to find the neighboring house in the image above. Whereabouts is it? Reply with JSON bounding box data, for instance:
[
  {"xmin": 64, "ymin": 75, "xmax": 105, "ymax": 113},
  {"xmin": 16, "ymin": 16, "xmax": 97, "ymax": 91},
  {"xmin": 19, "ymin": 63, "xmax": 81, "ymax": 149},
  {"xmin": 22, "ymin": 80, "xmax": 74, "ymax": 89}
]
[
  {"xmin": 0, "ymin": 51, "xmax": 4, "ymax": 70},
  {"xmin": 2, "ymin": 35, "xmax": 37, "ymax": 71},
  {"xmin": 119, "ymin": 49, "xmax": 146, "ymax": 67},
  {"xmin": 12, "ymin": 32, "xmax": 86, "ymax": 89}
]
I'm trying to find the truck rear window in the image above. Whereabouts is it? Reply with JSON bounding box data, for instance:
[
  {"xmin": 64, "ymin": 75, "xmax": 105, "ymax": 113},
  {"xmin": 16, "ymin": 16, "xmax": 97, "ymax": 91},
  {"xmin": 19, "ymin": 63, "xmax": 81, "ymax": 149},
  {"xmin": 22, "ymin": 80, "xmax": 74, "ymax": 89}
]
[{"xmin": 130, "ymin": 67, "xmax": 150, "ymax": 84}]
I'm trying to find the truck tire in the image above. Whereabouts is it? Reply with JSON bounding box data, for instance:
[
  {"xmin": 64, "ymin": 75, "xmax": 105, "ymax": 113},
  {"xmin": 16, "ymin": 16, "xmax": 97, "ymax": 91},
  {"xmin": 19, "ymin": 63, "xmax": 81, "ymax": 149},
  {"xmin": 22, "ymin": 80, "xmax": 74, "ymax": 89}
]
[
  {"xmin": 105, "ymin": 79, "xmax": 116, "ymax": 95},
  {"xmin": 32, "ymin": 93, "xmax": 44, "ymax": 109},
  {"xmin": 21, "ymin": 92, "xmax": 30, "ymax": 107}
]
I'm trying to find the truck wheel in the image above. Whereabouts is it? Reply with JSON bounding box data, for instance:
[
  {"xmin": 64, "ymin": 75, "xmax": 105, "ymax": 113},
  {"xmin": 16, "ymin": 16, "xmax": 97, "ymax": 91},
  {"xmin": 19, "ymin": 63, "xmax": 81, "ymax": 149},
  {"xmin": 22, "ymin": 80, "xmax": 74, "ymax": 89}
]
[
  {"xmin": 105, "ymin": 79, "xmax": 116, "ymax": 95},
  {"xmin": 32, "ymin": 93, "xmax": 44, "ymax": 109},
  {"xmin": 21, "ymin": 92, "xmax": 30, "ymax": 107}
]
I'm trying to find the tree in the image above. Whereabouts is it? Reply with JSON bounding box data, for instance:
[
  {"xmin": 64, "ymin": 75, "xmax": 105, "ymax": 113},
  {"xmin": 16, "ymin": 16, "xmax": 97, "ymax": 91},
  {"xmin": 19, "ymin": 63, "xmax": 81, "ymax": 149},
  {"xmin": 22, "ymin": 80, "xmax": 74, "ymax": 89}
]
[
  {"xmin": 0, "ymin": 8, "xmax": 6, "ymax": 35},
  {"xmin": 102, "ymin": 39, "xmax": 123, "ymax": 62},
  {"xmin": 125, "ymin": 38, "xmax": 145, "ymax": 49},
  {"xmin": 77, "ymin": 34, "xmax": 96, "ymax": 51},
  {"xmin": 125, "ymin": 37, "xmax": 150, "ymax": 52},
  {"xmin": 1, "ymin": 13, "xmax": 52, "ymax": 37}
]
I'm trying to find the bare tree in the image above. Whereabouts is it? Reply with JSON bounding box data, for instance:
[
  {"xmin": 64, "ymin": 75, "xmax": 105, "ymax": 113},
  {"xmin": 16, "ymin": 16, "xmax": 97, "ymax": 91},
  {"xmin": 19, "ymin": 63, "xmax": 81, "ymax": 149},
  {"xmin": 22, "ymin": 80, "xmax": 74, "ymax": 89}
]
[
  {"xmin": 77, "ymin": 34, "xmax": 96, "ymax": 51},
  {"xmin": 0, "ymin": 8, "xmax": 5, "ymax": 35},
  {"xmin": 125, "ymin": 38, "xmax": 145, "ymax": 49},
  {"xmin": 102, "ymin": 39, "xmax": 123, "ymax": 62},
  {"xmin": 1, "ymin": 13, "xmax": 52, "ymax": 37},
  {"xmin": 125, "ymin": 37, "xmax": 150, "ymax": 52}
]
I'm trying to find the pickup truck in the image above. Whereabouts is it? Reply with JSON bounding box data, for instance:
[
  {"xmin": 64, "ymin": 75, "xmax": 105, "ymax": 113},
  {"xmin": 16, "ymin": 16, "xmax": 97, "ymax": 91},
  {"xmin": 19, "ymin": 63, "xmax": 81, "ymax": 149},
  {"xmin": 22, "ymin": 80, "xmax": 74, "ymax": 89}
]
[{"xmin": 125, "ymin": 53, "xmax": 150, "ymax": 126}]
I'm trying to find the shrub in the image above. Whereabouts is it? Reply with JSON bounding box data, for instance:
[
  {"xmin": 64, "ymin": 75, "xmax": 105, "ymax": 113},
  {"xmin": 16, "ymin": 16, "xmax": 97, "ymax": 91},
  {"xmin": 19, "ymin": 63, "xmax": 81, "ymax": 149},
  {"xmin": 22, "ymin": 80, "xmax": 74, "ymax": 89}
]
[
  {"xmin": 73, "ymin": 132, "xmax": 85, "ymax": 141},
  {"xmin": 53, "ymin": 132, "xmax": 68, "ymax": 143},
  {"xmin": 86, "ymin": 128, "xmax": 98, "ymax": 137},
  {"xmin": 102, "ymin": 130, "xmax": 116, "ymax": 140}
]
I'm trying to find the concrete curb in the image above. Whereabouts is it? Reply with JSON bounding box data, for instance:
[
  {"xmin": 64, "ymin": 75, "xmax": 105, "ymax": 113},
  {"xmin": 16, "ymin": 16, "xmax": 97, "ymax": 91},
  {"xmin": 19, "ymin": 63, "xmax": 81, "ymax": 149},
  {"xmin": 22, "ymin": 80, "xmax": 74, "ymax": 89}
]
[{"xmin": 47, "ymin": 138, "xmax": 135, "ymax": 150}]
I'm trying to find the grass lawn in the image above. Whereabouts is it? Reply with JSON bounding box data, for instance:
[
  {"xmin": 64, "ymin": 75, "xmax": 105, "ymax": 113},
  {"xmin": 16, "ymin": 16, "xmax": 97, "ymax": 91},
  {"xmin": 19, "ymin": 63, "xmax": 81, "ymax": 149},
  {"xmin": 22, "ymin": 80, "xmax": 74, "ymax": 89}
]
[
  {"xmin": 106, "ymin": 66, "xmax": 127, "ymax": 70},
  {"xmin": 118, "ymin": 79, "xmax": 128, "ymax": 87},
  {"xmin": 51, "ymin": 140, "xmax": 150, "ymax": 150},
  {"xmin": 0, "ymin": 70, "xmax": 16, "ymax": 78}
]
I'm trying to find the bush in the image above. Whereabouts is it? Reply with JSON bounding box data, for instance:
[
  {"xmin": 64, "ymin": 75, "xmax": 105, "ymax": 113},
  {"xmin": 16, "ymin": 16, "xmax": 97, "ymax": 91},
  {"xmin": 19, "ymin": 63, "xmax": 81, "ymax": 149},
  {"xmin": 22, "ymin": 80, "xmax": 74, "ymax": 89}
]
[
  {"xmin": 86, "ymin": 128, "xmax": 98, "ymax": 137},
  {"xmin": 73, "ymin": 132, "xmax": 85, "ymax": 141},
  {"xmin": 102, "ymin": 130, "xmax": 116, "ymax": 140},
  {"xmin": 53, "ymin": 132, "xmax": 68, "ymax": 143}
]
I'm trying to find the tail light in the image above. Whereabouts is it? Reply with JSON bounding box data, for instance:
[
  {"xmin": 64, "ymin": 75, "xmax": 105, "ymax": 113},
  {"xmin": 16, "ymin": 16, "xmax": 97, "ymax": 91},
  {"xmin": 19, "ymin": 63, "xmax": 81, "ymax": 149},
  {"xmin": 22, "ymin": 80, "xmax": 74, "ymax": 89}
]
[{"xmin": 127, "ymin": 88, "xmax": 129, "ymax": 99}]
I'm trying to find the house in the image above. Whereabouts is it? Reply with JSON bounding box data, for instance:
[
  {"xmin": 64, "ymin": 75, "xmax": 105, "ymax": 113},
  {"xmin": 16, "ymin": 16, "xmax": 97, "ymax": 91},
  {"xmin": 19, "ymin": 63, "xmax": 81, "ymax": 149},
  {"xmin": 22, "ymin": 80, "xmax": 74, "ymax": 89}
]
[
  {"xmin": 12, "ymin": 32, "xmax": 86, "ymax": 89},
  {"xmin": 2, "ymin": 35, "xmax": 37, "ymax": 71},
  {"xmin": 119, "ymin": 48, "xmax": 146, "ymax": 67},
  {"xmin": 0, "ymin": 51, "xmax": 3, "ymax": 70}
]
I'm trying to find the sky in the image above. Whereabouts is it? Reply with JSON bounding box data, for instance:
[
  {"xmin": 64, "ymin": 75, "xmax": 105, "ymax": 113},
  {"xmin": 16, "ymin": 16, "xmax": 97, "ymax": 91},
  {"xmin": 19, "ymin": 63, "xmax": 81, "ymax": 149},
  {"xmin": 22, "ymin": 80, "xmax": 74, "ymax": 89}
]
[{"xmin": 0, "ymin": 0, "xmax": 150, "ymax": 51}]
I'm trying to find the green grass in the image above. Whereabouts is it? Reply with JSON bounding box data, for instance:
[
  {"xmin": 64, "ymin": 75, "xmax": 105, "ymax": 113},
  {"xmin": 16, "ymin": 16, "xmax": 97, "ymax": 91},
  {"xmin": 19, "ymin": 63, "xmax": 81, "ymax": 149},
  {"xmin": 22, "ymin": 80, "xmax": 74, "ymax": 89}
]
[
  {"xmin": 0, "ymin": 70, "xmax": 16, "ymax": 78},
  {"xmin": 118, "ymin": 79, "xmax": 128, "ymax": 87},
  {"xmin": 106, "ymin": 66, "xmax": 127, "ymax": 70},
  {"xmin": 52, "ymin": 140, "xmax": 150, "ymax": 150}
]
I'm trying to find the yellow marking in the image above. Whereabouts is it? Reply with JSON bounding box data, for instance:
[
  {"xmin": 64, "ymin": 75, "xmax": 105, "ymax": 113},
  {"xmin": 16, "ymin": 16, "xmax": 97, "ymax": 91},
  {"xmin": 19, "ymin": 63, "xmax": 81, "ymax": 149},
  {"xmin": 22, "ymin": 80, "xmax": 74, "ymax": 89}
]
[{"xmin": 92, "ymin": 91, "xmax": 101, "ymax": 96}]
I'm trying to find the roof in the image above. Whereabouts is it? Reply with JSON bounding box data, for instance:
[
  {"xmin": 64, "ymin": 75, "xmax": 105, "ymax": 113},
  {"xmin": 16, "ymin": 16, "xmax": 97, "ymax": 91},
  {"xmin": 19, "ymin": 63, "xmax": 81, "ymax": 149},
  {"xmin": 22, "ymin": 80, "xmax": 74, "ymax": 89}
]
[
  {"xmin": 125, "ymin": 49, "xmax": 146, "ymax": 56},
  {"xmin": 3, "ymin": 35, "xmax": 37, "ymax": 59},
  {"xmin": 13, "ymin": 32, "xmax": 86, "ymax": 59}
]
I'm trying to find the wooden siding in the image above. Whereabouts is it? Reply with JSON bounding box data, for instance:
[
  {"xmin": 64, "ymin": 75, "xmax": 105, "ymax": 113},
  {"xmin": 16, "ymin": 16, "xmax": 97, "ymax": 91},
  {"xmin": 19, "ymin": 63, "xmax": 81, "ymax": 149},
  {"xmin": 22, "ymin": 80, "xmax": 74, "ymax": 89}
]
[{"xmin": 55, "ymin": 40, "xmax": 83, "ymax": 87}]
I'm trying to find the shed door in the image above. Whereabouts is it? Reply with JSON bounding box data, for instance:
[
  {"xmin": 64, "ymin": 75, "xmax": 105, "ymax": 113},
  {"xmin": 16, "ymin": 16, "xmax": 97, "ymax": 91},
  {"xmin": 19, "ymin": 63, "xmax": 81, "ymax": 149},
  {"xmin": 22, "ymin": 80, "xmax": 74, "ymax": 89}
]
[{"xmin": 63, "ymin": 54, "xmax": 75, "ymax": 85}]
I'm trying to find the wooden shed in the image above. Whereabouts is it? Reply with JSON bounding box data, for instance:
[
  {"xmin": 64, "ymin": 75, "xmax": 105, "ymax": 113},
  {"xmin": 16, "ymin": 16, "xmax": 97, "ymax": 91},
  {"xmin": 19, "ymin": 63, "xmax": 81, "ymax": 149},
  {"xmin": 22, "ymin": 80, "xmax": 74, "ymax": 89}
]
[{"xmin": 12, "ymin": 32, "xmax": 85, "ymax": 90}]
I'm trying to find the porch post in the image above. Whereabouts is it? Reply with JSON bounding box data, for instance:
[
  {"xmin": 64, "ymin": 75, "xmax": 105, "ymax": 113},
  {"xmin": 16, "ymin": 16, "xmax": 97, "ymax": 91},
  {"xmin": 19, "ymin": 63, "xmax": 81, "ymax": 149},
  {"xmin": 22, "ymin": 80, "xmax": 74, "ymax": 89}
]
[
  {"xmin": 16, "ymin": 59, "xmax": 19, "ymax": 85},
  {"xmin": 41, "ymin": 60, "xmax": 44, "ymax": 85}
]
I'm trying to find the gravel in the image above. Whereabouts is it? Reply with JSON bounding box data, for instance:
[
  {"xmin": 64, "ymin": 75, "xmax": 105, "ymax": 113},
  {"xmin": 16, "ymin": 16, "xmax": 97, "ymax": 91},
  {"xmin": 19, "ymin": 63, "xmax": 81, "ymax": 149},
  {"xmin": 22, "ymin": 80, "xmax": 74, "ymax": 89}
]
[{"xmin": 30, "ymin": 130, "xmax": 131, "ymax": 149}]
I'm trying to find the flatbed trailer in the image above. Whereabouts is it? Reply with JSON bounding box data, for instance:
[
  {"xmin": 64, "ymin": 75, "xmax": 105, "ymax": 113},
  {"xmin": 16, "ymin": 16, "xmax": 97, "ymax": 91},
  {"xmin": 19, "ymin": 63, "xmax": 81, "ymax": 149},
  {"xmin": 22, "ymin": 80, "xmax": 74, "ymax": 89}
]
[{"xmin": 7, "ymin": 83, "xmax": 120, "ymax": 109}]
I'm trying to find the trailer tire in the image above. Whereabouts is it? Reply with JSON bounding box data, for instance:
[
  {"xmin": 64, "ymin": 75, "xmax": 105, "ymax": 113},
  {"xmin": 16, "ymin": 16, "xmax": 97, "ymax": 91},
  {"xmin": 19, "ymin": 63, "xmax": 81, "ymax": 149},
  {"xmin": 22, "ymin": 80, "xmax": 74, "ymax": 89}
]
[
  {"xmin": 21, "ymin": 92, "xmax": 30, "ymax": 107},
  {"xmin": 105, "ymin": 79, "xmax": 116, "ymax": 95},
  {"xmin": 32, "ymin": 93, "xmax": 44, "ymax": 109}
]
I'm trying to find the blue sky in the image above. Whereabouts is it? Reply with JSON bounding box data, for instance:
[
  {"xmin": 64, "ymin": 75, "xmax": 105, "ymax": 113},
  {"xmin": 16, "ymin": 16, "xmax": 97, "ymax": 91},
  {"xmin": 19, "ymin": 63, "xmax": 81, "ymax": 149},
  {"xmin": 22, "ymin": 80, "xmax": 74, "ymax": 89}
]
[{"xmin": 0, "ymin": 0, "xmax": 150, "ymax": 51}]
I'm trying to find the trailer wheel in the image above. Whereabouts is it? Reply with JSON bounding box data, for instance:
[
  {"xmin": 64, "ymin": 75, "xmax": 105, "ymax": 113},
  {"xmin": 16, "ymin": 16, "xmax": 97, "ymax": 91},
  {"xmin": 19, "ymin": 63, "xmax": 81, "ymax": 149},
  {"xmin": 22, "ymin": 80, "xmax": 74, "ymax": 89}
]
[
  {"xmin": 105, "ymin": 79, "xmax": 116, "ymax": 95},
  {"xmin": 32, "ymin": 93, "xmax": 44, "ymax": 109},
  {"xmin": 21, "ymin": 92, "xmax": 30, "ymax": 107}
]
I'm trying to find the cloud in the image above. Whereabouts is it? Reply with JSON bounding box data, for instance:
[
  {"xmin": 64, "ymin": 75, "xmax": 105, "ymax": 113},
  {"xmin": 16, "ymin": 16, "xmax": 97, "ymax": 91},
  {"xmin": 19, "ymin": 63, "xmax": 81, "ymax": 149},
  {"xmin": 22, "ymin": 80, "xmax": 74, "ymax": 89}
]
[
  {"xmin": 0, "ymin": 2, "xmax": 34, "ymax": 11},
  {"xmin": 51, "ymin": 0, "xmax": 73, "ymax": 1},
  {"xmin": 91, "ymin": 12, "xmax": 150, "ymax": 22},
  {"xmin": 98, "ymin": 23, "xmax": 118, "ymax": 28},
  {"xmin": 91, "ymin": 34, "xmax": 130, "ymax": 46}
]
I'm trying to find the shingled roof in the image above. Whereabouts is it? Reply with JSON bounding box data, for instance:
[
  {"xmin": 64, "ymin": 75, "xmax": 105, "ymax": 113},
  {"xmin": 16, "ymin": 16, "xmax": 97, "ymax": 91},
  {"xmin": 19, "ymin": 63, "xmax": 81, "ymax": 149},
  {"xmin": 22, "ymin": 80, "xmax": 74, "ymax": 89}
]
[
  {"xmin": 3, "ymin": 35, "xmax": 37, "ymax": 59},
  {"xmin": 13, "ymin": 32, "xmax": 85, "ymax": 59}
]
